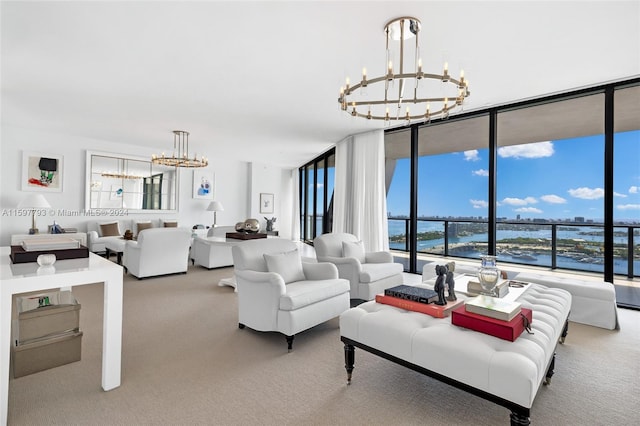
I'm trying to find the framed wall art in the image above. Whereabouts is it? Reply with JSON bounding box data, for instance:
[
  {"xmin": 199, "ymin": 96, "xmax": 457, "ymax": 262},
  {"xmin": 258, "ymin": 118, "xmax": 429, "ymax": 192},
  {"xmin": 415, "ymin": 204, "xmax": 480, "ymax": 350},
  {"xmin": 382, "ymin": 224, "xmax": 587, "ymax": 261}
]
[
  {"xmin": 193, "ymin": 170, "xmax": 214, "ymax": 200},
  {"xmin": 260, "ymin": 193, "xmax": 274, "ymax": 214},
  {"xmin": 22, "ymin": 151, "xmax": 64, "ymax": 192}
]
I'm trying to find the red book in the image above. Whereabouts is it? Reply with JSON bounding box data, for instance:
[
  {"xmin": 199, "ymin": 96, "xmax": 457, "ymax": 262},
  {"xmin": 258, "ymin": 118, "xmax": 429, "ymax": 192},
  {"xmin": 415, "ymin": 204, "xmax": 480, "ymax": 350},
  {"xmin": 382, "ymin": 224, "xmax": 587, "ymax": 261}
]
[
  {"xmin": 451, "ymin": 305, "xmax": 533, "ymax": 341},
  {"xmin": 375, "ymin": 294, "xmax": 464, "ymax": 318}
]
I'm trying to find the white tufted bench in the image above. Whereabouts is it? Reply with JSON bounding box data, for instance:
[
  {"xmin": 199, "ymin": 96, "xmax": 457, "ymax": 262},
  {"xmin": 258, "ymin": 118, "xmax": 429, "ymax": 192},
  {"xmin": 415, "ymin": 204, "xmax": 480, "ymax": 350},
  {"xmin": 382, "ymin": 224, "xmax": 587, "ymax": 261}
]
[
  {"xmin": 340, "ymin": 284, "xmax": 571, "ymax": 425},
  {"xmin": 422, "ymin": 262, "xmax": 618, "ymax": 330}
]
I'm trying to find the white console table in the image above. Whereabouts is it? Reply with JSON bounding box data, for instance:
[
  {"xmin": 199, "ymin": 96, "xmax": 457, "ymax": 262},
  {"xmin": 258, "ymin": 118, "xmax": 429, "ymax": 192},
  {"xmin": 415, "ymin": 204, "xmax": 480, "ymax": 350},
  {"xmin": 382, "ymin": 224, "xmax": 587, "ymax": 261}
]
[
  {"xmin": 0, "ymin": 247, "xmax": 123, "ymax": 424},
  {"xmin": 10, "ymin": 232, "xmax": 88, "ymax": 247}
]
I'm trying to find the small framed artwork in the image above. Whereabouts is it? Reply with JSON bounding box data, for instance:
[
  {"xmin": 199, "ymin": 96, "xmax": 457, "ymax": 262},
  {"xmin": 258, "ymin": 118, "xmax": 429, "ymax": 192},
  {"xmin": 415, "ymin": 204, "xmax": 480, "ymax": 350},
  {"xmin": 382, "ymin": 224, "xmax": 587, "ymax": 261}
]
[
  {"xmin": 193, "ymin": 170, "xmax": 214, "ymax": 200},
  {"xmin": 260, "ymin": 193, "xmax": 274, "ymax": 214},
  {"xmin": 22, "ymin": 151, "xmax": 64, "ymax": 192}
]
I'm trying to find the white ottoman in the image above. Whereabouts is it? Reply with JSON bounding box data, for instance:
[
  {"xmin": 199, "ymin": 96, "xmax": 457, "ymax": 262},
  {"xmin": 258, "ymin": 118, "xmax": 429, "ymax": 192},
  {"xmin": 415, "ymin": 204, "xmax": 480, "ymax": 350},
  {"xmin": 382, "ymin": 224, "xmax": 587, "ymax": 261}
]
[{"xmin": 340, "ymin": 284, "xmax": 571, "ymax": 425}]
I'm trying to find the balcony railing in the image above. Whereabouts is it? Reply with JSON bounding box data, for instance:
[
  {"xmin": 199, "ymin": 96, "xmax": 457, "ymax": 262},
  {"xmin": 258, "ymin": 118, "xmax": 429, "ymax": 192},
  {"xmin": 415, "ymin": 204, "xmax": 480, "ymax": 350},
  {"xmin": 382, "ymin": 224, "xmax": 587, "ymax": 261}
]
[{"xmin": 388, "ymin": 217, "xmax": 640, "ymax": 278}]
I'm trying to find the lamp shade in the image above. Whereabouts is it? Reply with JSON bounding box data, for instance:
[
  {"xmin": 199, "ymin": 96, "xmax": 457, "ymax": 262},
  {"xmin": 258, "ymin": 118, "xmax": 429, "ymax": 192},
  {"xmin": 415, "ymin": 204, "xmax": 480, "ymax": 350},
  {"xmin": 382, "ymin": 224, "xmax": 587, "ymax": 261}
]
[
  {"xmin": 207, "ymin": 201, "xmax": 224, "ymax": 212},
  {"xmin": 17, "ymin": 193, "xmax": 51, "ymax": 209}
]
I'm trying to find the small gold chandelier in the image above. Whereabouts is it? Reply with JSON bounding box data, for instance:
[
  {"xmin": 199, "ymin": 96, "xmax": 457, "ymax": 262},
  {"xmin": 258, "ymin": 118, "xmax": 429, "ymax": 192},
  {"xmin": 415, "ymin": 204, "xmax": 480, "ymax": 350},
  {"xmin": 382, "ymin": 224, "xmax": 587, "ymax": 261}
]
[
  {"xmin": 152, "ymin": 130, "xmax": 208, "ymax": 168},
  {"xmin": 338, "ymin": 16, "xmax": 470, "ymax": 122}
]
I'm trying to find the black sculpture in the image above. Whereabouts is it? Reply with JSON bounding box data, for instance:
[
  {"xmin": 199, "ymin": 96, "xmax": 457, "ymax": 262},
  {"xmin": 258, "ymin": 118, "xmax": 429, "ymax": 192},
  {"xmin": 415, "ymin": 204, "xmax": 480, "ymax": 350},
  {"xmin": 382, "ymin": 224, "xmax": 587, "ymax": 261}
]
[
  {"xmin": 433, "ymin": 265, "xmax": 447, "ymax": 305},
  {"xmin": 445, "ymin": 262, "xmax": 457, "ymax": 301}
]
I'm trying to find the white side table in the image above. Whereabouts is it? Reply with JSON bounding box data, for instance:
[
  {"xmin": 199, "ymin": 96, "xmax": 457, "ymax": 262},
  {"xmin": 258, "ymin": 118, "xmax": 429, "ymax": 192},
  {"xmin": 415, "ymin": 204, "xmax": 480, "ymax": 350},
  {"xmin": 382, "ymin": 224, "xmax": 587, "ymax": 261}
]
[{"xmin": 0, "ymin": 248, "xmax": 123, "ymax": 424}]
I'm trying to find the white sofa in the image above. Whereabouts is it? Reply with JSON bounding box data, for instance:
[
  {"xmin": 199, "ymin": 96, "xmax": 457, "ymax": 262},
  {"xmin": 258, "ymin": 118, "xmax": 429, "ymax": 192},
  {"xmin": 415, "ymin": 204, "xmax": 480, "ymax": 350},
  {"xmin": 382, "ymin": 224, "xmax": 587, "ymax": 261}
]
[
  {"xmin": 421, "ymin": 261, "xmax": 619, "ymax": 330},
  {"xmin": 190, "ymin": 226, "xmax": 237, "ymax": 269},
  {"xmin": 123, "ymin": 227, "xmax": 192, "ymax": 279},
  {"xmin": 86, "ymin": 218, "xmax": 177, "ymax": 253}
]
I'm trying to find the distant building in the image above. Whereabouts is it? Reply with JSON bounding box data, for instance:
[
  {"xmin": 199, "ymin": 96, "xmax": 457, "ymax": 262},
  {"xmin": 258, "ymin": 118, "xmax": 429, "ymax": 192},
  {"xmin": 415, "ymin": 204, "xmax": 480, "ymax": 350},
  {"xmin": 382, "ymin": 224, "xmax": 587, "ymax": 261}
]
[{"xmin": 575, "ymin": 217, "xmax": 585, "ymax": 223}]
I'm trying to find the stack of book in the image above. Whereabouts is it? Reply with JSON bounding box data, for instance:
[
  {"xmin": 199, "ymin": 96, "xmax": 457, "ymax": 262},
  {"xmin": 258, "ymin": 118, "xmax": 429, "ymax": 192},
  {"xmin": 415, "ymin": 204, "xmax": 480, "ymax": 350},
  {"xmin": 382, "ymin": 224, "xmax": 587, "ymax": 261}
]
[
  {"xmin": 375, "ymin": 285, "xmax": 464, "ymax": 318},
  {"xmin": 466, "ymin": 279, "xmax": 509, "ymax": 298},
  {"xmin": 451, "ymin": 295, "xmax": 532, "ymax": 341}
]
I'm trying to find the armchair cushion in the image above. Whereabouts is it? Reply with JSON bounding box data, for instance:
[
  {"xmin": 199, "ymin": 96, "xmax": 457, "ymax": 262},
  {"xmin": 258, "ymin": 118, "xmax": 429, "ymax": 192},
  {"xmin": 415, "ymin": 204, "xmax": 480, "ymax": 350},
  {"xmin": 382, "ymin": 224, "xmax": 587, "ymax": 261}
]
[
  {"xmin": 135, "ymin": 221, "xmax": 153, "ymax": 235},
  {"xmin": 264, "ymin": 249, "xmax": 306, "ymax": 284},
  {"xmin": 280, "ymin": 278, "xmax": 350, "ymax": 311},
  {"xmin": 342, "ymin": 240, "xmax": 365, "ymax": 263},
  {"xmin": 360, "ymin": 262, "xmax": 403, "ymax": 283},
  {"xmin": 163, "ymin": 221, "xmax": 178, "ymax": 228},
  {"xmin": 100, "ymin": 222, "xmax": 120, "ymax": 237}
]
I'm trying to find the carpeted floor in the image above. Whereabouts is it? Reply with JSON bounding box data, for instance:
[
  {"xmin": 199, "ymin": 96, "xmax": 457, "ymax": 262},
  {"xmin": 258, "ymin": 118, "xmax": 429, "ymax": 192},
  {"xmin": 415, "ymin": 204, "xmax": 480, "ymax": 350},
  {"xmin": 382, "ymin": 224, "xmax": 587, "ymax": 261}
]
[{"xmin": 7, "ymin": 264, "xmax": 640, "ymax": 425}]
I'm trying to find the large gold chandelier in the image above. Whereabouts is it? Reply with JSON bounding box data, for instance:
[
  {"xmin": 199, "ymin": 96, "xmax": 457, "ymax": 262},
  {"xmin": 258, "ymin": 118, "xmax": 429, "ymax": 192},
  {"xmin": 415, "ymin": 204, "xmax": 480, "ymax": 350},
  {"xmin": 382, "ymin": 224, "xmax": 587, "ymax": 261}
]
[
  {"xmin": 338, "ymin": 17, "xmax": 470, "ymax": 122},
  {"xmin": 152, "ymin": 130, "xmax": 209, "ymax": 168}
]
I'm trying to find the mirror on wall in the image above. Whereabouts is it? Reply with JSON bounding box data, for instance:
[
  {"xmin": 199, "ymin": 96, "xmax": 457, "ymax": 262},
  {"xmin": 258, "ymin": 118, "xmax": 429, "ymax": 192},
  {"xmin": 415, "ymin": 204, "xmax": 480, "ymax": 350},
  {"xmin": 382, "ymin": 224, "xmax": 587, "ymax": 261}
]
[{"xmin": 85, "ymin": 151, "xmax": 178, "ymax": 212}]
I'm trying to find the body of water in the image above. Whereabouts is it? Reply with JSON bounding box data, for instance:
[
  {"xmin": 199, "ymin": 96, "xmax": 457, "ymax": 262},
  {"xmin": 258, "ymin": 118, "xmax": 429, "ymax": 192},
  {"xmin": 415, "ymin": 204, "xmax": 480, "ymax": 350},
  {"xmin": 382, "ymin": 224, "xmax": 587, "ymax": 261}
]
[{"xmin": 387, "ymin": 219, "xmax": 639, "ymax": 275}]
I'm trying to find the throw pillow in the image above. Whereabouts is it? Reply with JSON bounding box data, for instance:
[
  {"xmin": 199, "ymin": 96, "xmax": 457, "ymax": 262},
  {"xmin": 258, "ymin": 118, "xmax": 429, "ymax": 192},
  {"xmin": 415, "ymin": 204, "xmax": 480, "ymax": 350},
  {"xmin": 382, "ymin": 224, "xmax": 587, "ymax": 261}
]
[
  {"xmin": 342, "ymin": 240, "xmax": 365, "ymax": 263},
  {"xmin": 263, "ymin": 250, "xmax": 306, "ymax": 284},
  {"xmin": 136, "ymin": 222, "xmax": 153, "ymax": 235},
  {"xmin": 99, "ymin": 222, "xmax": 120, "ymax": 237},
  {"xmin": 163, "ymin": 221, "xmax": 178, "ymax": 228}
]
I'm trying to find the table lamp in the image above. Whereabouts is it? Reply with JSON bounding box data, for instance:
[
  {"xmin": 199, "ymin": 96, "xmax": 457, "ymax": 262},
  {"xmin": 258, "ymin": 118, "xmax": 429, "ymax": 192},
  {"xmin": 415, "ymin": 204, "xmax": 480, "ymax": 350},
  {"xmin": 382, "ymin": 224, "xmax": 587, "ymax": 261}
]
[
  {"xmin": 206, "ymin": 200, "xmax": 224, "ymax": 228},
  {"xmin": 17, "ymin": 193, "xmax": 51, "ymax": 234}
]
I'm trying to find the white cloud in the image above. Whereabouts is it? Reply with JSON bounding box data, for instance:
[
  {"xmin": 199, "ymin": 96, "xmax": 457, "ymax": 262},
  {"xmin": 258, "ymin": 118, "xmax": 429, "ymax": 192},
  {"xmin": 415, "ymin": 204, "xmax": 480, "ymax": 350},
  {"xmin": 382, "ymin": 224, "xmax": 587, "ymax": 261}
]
[
  {"xmin": 470, "ymin": 199, "xmax": 488, "ymax": 209},
  {"xmin": 515, "ymin": 207, "xmax": 543, "ymax": 214},
  {"xmin": 629, "ymin": 186, "xmax": 639, "ymax": 194},
  {"xmin": 473, "ymin": 169, "xmax": 488, "ymax": 177},
  {"xmin": 540, "ymin": 194, "xmax": 566, "ymax": 204},
  {"xmin": 502, "ymin": 197, "xmax": 537, "ymax": 206},
  {"xmin": 464, "ymin": 150, "xmax": 480, "ymax": 161},
  {"xmin": 498, "ymin": 141, "xmax": 554, "ymax": 159},
  {"xmin": 614, "ymin": 192, "xmax": 627, "ymax": 198},
  {"xmin": 617, "ymin": 204, "xmax": 640, "ymax": 211},
  {"xmin": 568, "ymin": 187, "xmax": 604, "ymax": 200}
]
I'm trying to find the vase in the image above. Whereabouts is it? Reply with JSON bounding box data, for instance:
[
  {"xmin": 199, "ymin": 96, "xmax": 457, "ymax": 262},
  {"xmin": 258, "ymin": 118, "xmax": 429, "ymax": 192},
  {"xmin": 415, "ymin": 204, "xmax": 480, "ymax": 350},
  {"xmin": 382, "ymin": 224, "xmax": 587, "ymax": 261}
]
[{"xmin": 477, "ymin": 255, "xmax": 500, "ymax": 296}]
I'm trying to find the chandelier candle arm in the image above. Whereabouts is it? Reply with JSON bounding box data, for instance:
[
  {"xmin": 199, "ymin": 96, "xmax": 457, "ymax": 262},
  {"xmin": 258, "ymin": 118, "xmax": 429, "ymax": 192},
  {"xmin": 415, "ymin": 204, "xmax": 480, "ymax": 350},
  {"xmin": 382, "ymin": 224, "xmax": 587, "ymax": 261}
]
[{"xmin": 338, "ymin": 16, "xmax": 470, "ymax": 122}]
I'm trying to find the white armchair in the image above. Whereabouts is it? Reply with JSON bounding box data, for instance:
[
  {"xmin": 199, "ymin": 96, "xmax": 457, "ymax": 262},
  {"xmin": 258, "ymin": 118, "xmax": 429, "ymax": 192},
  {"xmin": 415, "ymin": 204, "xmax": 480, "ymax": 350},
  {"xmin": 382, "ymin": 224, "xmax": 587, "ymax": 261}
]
[
  {"xmin": 123, "ymin": 227, "xmax": 192, "ymax": 279},
  {"xmin": 232, "ymin": 238, "xmax": 350, "ymax": 351},
  {"xmin": 313, "ymin": 232, "xmax": 404, "ymax": 301},
  {"xmin": 191, "ymin": 226, "xmax": 237, "ymax": 269}
]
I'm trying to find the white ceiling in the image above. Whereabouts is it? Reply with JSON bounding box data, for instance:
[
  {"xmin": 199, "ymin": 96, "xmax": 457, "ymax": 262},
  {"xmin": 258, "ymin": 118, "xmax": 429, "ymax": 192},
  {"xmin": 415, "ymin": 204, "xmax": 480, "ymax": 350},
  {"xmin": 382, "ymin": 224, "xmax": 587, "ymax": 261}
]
[{"xmin": 2, "ymin": 1, "xmax": 639, "ymax": 168}]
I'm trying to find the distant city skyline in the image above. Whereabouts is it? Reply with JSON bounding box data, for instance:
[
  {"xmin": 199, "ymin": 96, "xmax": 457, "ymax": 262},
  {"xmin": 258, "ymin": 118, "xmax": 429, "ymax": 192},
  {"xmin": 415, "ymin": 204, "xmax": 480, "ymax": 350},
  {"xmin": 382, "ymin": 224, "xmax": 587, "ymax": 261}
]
[{"xmin": 386, "ymin": 130, "xmax": 640, "ymax": 223}]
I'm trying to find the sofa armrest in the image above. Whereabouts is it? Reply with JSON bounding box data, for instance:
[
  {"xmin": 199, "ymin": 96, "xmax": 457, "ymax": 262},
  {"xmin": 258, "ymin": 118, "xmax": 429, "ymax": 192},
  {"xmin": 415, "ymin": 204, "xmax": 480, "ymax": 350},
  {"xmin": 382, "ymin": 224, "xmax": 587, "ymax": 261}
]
[
  {"xmin": 365, "ymin": 251, "xmax": 393, "ymax": 263},
  {"xmin": 235, "ymin": 269, "xmax": 286, "ymax": 330},
  {"xmin": 302, "ymin": 262, "xmax": 339, "ymax": 280}
]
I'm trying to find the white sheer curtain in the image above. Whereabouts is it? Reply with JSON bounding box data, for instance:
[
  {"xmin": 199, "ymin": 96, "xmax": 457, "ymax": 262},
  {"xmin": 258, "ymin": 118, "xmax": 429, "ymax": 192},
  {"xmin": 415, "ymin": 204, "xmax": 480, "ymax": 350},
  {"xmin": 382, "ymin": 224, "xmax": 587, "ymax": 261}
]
[
  {"xmin": 290, "ymin": 168, "xmax": 301, "ymax": 241},
  {"xmin": 333, "ymin": 130, "xmax": 389, "ymax": 252}
]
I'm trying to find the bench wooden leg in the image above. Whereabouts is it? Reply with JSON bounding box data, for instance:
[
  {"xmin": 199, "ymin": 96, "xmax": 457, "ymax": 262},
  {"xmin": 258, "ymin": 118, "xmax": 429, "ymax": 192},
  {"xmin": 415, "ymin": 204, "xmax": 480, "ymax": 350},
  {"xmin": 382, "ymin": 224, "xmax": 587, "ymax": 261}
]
[
  {"xmin": 560, "ymin": 318, "xmax": 569, "ymax": 344},
  {"xmin": 510, "ymin": 411, "xmax": 530, "ymax": 425},
  {"xmin": 344, "ymin": 343, "xmax": 355, "ymax": 384},
  {"xmin": 544, "ymin": 352, "xmax": 556, "ymax": 385}
]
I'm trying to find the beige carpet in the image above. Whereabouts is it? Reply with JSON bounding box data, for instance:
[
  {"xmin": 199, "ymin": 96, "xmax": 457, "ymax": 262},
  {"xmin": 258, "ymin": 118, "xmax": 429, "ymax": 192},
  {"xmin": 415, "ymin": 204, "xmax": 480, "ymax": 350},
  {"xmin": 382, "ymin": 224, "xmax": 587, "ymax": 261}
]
[{"xmin": 8, "ymin": 264, "xmax": 640, "ymax": 425}]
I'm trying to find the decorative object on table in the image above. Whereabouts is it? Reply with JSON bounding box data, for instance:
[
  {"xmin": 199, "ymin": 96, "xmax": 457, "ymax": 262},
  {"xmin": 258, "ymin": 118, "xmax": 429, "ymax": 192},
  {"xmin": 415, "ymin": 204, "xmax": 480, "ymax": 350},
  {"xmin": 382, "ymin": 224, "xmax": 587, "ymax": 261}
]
[
  {"xmin": 433, "ymin": 265, "xmax": 448, "ymax": 305},
  {"xmin": 445, "ymin": 262, "xmax": 457, "ymax": 301},
  {"xmin": 192, "ymin": 169, "xmax": 215, "ymax": 199},
  {"xmin": 36, "ymin": 253, "xmax": 56, "ymax": 266},
  {"xmin": 338, "ymin": 16, "xmax": 469, "ymax": 122},
  {"xmin": 50, "ymin": 221, "xmax": 64, "ymax": 234},
  {"xmin": 123, "ymin": 230, "xmax": 134, "ymax": 240},
  {"xmin": 264, "ymin": 216, "xmax": 276, "ymax": 232},
  {"xmin": 477, "ymin": 255, "xmax": 500, "ymax": 296},
  {"xmin": 17, "ymin": 193, "xmax": 51, "ymax": 234},
  {"xmin": 207, "ymin": 200, "xmax": 224, "ymax": 227},
  {"xmin": 244, "ymin": 218, "xmax": 260, "ymax": 233},
  {"xmin": 235, "ymin": 222, "xmax": 246, "ymax": 232},
  {"xmin": 452, "ymin": 305, "xmax": 533, "ymax": 341},
  {"xmin": 259, "ymin": 193, "xmax": 274, "ymax": 214},
  {"xmin": 375, "ymin": 294, "xmax": 464, "ymax": 318},
  {"xmin": 151, "ymin": 130, "xmax": 209, "ymax": 168},
  {"xmin": 384, "ymin": 285, "xmax": 437, "ymax": 304},
  {"xmin": 21, "ymin": 151, "xmax": 63, "ymax": 192},
  {"xmin": 465, "ymin": 295, "xmax": 522, "ymax": 322}
]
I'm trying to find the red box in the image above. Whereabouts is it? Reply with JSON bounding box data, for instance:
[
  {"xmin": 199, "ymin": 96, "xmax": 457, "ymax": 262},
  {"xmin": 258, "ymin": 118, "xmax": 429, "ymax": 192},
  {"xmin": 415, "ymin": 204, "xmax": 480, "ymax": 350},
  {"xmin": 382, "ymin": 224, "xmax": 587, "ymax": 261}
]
[{"xmin": 451, "ymin": 305, "xmax": 533, "ymax": 341}]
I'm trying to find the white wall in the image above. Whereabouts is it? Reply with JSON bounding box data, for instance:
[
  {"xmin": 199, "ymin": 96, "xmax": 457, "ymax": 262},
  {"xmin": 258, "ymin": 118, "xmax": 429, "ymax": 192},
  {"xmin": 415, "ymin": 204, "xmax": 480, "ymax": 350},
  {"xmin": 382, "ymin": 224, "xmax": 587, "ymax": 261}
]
[
  {"xmin": 248, "ymin": 162, "xmax": 295, "ymax": 239},
  {"xmin": 0, "ymin": 125, "xmax": 295, "ymax": 246}
]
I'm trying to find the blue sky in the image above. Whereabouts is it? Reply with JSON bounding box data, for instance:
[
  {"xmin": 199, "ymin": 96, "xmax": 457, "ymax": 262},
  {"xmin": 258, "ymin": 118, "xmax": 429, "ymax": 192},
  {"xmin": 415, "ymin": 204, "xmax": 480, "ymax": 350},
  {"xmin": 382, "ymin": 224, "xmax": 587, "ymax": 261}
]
[{"xmin": 386, "ymin": 130, "xmax": 640, "ymax": 222}]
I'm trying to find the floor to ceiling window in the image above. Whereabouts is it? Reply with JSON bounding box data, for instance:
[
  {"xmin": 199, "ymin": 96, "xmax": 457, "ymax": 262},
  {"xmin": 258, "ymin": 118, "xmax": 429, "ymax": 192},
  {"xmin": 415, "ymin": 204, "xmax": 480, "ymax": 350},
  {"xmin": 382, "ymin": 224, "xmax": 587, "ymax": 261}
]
[{"xmin": 299, "ymin": 148, "xmax": 335, "ymax": 243}]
